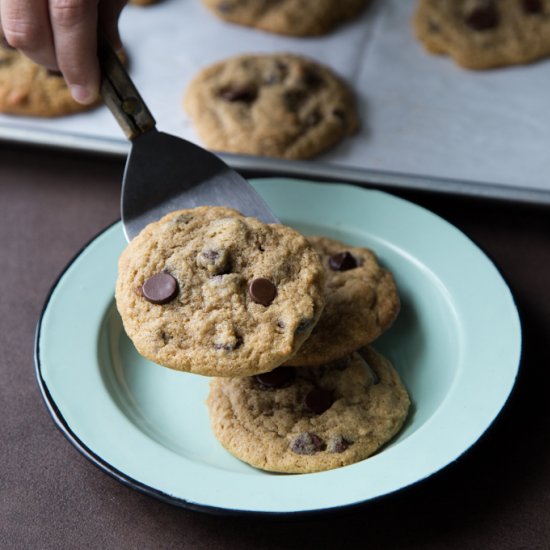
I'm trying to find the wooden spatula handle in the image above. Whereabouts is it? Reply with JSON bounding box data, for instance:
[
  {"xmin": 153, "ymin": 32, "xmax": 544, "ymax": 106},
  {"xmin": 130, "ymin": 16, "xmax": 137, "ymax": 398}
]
[{"xmin": 98, "ymin": 33, "xmax": 156, "ymax": 140}]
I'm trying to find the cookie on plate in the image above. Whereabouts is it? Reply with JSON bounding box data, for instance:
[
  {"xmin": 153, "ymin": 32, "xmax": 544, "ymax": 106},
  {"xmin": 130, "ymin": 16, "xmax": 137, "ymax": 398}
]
[
  {"xmin": 0, "ymin": 39, "xmax": 100, "ymax": 117},
  {"xmin": 207, "ymin": 346, "xmax": 410, "ymax": 473},
  {"xmin": 183, "ymin": 53, "xmax": 359, "ymax": 159},
  {"xmin": 201, "ymin": 0, "xmax": 369, "ymax": 36},
  {"xmin": 284, "ymin": 236, "xmax": 400, "ymax": 367},
  {"xmin": 414, "ymin": 0, "xmax": 550, "ymax": 69},
  {"xmin": 115, "ymin": 206, "xmax": 326, "ymax": 377}
]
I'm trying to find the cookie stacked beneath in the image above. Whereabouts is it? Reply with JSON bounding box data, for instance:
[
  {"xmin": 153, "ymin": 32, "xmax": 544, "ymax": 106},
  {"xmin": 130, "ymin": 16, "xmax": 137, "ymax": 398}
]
[{"xmin": 116, "ymin": 207, "xmax": 410, "ymax": 474}]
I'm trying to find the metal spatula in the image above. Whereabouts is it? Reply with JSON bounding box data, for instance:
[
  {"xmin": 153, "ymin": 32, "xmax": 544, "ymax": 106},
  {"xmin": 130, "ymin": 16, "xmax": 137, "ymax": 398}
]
[{"xmin": 98, "ymin": 38, "xmax": 278, "ymax": 242}]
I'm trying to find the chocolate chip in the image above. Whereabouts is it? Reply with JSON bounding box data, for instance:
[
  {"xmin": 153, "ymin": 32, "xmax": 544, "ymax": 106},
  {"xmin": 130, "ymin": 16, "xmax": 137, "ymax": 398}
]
[
  {"xmin": 248, "ymin": 277, "xmax": 276, "ymax": 306},
  {"xmin": 214, "ymin": 336, "xmax": 242, "ymax": 351},
  {"xmin": 521, "ymin": 0, "xmax": 543, "ymax": 13},
  {"xmin": 277, "ymin": 319, "xmax": 286, "ymax": 329},
  {"xmin": 303, "ymin": 389, "xmax": 334, "ymax": 415},
  {"xmin": 220, "ymin": 87, "xmax": 257, "ymax": 103},
  {"xmin": 329, "ymin": 251, "xmax": 358, "ymax": 271},
  {"xmin": 302, "ymin": 68, "xmax": 323, "ymax": 88},
  {"xmin": 465, "ymin": 4, "xmax": 499, "ymax": 31},
  {"xmin": 284, "ymin": 90, "xmax": 307, "ymax": 112},
  {"xmin": 141, "ymin": 272, "xmax": 178, "ymax": 304},
  {"xmin": 305, "ymin": 110, "xmax": 321, "ymax": 127},
  {"xmin": 291, "ymin": 432, "xmax": 326, "ymax": 455},
  {"xmin": 255, "ymin": 366, "xmax": 295, "ymax": 389},
  {"xmin": 328, "ymin": 436, "xmax": 352, "ymax": 454}
]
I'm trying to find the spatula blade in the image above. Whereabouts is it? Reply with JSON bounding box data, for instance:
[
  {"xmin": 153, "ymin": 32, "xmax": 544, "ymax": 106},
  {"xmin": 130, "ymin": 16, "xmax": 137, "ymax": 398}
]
[{"xmin": 121, "ymin": 130, "xmax": 279, "ymax": 241}]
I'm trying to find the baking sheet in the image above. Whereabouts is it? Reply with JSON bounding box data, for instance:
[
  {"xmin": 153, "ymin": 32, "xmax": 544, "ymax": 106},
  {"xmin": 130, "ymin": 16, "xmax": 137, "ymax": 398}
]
[{"xmin": 1, "ymin": 0, "xmax": 549, "ymax": 203}]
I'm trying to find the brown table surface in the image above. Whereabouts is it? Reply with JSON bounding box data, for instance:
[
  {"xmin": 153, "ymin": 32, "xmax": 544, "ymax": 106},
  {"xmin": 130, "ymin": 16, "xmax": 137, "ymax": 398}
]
[{"xmin": 1, "ymin": 143, "xmax": 549, "ymax": 550}]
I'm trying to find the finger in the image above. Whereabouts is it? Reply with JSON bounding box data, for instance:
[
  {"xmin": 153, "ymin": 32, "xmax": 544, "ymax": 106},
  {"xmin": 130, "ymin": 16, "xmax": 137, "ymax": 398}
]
[
  {"xmin": 49, "ymin": 0, "xmax": 99, "ymax": 104},
  {"xmin": 0, "ymin": 0, "xmax": 58, "ymax": 69},
  {"xmin": 98, "ymin": 0, "xmax": 127, "ymax": 52}
]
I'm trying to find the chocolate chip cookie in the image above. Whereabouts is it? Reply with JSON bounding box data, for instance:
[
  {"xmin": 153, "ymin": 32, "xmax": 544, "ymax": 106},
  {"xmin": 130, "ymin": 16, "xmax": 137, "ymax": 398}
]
[
  {"xmin": 207, "ymin": 347, "xmax": 410, "ymax": 473},
  {"xmin": 183, "ymin": 53, "xmax": 359, "ymax": 159},
  {"xmin": 115, "ymin": 206, "xmax": 326, "ymax": 377},
  {"xmin": 0, "ymin": 38, "xmax": 100, "ymax": 117},
  {"xmin": 284, "ymin": 236, "xmax": 400, "ymax": 367},
  {"xmin": 201, "ymin": 0, "xmax": 369, "ymax": 36},
  {"xmin": 414, "ymin": 0, "xmax": 550, "ymax": 69}
]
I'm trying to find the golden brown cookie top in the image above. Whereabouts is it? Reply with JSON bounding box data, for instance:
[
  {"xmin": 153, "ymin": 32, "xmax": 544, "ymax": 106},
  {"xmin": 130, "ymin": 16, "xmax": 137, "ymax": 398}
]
[
  {"xmin": 202, "ymin": 0, "xmax": 369, "ymax": 36},
  {"xmin": 414, "ymin": 0, "xmax": 550, "ymax": 69},
  {"xmin": 207, "ymin": 347, "xmax": 410, "ymax": 473},
  {"xmin": 183, "ymin": 53, "xmax": 359, "ymax": 159},
  {"xmin": 115, "ymin": 206, "xmax": 326, "ymax": 377},
  {"xmin": 0, "ymin": 41, "xmax": 99, "ymax": 117},
  {"xmin": 284, "ymin": 235, "xmax": 400, "ymax": 367}
]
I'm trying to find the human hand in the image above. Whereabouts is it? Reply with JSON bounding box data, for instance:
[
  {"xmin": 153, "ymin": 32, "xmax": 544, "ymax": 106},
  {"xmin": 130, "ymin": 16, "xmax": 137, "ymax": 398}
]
[{"xmin": 0, "ymin": 0, "xmax": 127, "ymax": 104}]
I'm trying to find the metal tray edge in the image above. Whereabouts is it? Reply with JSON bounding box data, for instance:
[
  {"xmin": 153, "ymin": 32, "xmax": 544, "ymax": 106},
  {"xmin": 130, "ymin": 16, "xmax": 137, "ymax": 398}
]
[{"xmin": 1, "ymin": 124, "xmax": 549, "ymax": 206}]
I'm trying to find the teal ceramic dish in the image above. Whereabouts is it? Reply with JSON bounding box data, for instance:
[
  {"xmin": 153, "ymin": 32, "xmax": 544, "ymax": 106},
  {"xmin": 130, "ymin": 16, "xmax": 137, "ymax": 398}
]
[{"xmin": 35, "ymin": 178, "xmax": 521, "ymax": 515}]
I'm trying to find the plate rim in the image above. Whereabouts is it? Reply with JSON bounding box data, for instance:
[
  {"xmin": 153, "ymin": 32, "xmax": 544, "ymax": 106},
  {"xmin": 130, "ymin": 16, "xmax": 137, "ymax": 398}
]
[{"xmin": 34, "ymin": 180, "xmax": 522, "ymax": 515}]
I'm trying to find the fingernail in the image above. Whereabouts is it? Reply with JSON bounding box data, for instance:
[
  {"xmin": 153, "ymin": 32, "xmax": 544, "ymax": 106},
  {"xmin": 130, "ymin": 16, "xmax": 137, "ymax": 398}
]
[{"xmin": 70, "ymin": 85, "xmax": 96, "ymax": 105}]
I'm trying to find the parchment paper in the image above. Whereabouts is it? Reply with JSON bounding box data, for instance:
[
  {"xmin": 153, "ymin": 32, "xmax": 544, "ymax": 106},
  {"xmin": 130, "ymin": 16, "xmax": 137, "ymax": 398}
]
[{"xmin": 1, "ymin": 0, "xmax": 549, "ymax": 198}]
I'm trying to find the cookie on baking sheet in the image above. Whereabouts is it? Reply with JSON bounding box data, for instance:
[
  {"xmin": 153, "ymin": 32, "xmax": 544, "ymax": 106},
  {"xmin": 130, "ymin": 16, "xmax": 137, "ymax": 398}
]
[
  {"xmin": 0, "ymin": 40, "xmax": 99, "ymax": 117},
  {"xmin": 183, "ymin": 53, "xmax": 359, "ymax": 160},
  {"xmin": 115, "ymin": 206, "xmax": 326, "ymax": 377},
  {"xmin": 284, "ymin": 235, "xmax": 400, "ymax": 367},
  {"xmin": 207, "ymin": 347, "xmax": 410, "ymax": 473},
  {"xmin": 414, "ymin": 0, "xmax": 550, "ymax": 69},
  {"xmin": 201, "ymin": 0, "xmax": 369, "ymax": 36}
]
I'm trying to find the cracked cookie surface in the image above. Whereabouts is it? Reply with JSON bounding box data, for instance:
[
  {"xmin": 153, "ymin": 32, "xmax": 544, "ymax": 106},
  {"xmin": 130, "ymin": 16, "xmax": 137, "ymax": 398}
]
[
  {"xmin": 201, "ymin": 0, "xmax": 369, "ymax": 36},
  {"xmin": 284, "ymin": 236, "xmax": 400, "ymax": 367},
  {"xmin": 207, "ymin": 347, "xmax": 410, "ymax": 473},
  {"xmin": 183, "ymin": 53, "xmax": 359, "ymax": 159},
  {"xmin": 414, "ymin": 0, "xmax": 550, "ymax": 69},
  {"xmin": 115, "ymin": 206, "xmax": 326, "ymax": 377}
]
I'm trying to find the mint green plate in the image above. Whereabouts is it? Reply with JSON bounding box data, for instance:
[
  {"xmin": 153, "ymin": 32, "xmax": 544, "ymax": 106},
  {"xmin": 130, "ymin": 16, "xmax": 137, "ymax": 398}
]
[{"xmin": 36, "ymin": 178, "xmax": 521, "ymax": 515}]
